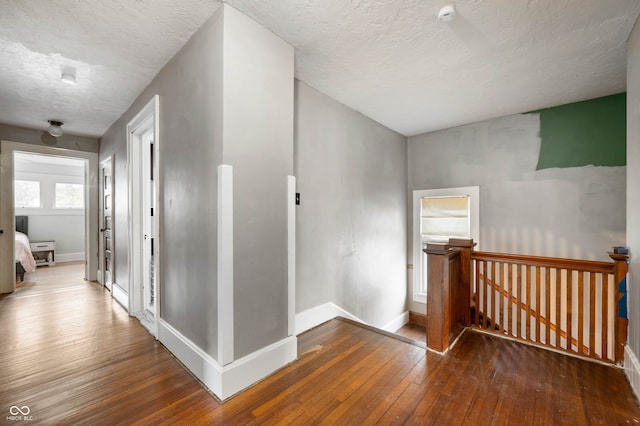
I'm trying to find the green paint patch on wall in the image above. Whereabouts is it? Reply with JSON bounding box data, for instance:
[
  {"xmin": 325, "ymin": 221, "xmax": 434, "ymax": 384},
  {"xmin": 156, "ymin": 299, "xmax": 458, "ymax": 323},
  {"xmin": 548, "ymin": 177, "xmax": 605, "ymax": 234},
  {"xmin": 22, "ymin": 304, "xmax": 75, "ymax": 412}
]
[{"xmin": 536, "ymin": 93, "xmax": 626, "ymax": 170}]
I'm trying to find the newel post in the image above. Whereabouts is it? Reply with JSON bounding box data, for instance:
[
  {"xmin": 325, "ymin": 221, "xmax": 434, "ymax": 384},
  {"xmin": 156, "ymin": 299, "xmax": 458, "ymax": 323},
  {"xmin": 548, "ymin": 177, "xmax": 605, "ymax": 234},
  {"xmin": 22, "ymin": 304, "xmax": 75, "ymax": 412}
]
[
  {"xmin": 425, "ymin": 242, "xmax": 454, "ymax": 353},
  {"xmin": 448, "ymin": 238, "xmax": 476, "ymax": 327},
  {"xmin": 609, "ymin": 251, "xmax": 629, "ymax": 365}
]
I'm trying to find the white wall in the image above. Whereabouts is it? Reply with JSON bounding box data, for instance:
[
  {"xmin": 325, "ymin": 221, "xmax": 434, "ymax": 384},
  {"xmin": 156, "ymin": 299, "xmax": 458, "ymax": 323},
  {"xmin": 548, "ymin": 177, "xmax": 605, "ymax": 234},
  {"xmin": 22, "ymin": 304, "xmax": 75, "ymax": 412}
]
[
  {"xmin": 626, "ymin": 16, "xmax": 640, "ymax": 393},
  {"xmin": 14, "ymin": 159, "xmax": 85, "ymax": 260},
  {"xmin": 408, "ymin": 113, "xmax": 626, "ymax": 313},
  {"xmin": 295, "ymin": 80, "xmax": 408, "ymax": 328}
]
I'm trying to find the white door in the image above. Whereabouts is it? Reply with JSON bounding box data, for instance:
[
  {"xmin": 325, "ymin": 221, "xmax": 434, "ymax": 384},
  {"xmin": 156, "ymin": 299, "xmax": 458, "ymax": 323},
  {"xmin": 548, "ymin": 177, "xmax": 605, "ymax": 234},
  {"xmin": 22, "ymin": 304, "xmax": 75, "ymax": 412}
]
[{"xmin": 99, "ymin": 158, "xmax": 114, "ymax": 291}]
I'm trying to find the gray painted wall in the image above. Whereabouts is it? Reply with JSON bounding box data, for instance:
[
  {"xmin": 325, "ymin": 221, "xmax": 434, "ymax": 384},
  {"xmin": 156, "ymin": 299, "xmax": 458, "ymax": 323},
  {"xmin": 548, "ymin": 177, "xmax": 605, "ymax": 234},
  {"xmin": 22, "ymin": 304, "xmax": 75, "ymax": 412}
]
[
  {"xmin": 408, "ymin": 113, "xmax": 626, "ymax": 313},
  {"xmin": 100, "ymin": 7, "xmax": 225, "ymax": 356},
  {"xmin": 222, "ymin": 6, "xmax": 294, "ymax": 358},
  {"xmin": 627, "ymin": 17, "xmax": 640, "ymax": 369},
  {"xmin": 100, "ymin": 4, "xmax": 294, "ymax": 362},
  {"xmin": 295, "ymin": 80, "xmax": 408, "ymax": 328},
  {"xmin": 0, "ymin": 123, "xmax": 98, "ymax": 153}
]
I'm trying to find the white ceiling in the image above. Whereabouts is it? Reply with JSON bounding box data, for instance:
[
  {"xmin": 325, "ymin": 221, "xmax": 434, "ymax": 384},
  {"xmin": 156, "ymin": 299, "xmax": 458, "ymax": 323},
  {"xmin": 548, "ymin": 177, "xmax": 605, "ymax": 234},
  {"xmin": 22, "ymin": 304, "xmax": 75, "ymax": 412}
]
[{"xmin": 1, "ymin": 0, "xmax": 639, "ymax": 138}]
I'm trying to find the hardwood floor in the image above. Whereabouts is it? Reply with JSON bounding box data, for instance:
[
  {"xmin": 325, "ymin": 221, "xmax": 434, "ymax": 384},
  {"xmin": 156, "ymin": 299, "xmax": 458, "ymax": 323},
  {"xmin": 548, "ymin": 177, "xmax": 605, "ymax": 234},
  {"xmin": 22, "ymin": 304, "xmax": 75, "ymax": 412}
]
[{"xmin": 2, "ymin": 263, "xmax": 640, "ymax": 425}]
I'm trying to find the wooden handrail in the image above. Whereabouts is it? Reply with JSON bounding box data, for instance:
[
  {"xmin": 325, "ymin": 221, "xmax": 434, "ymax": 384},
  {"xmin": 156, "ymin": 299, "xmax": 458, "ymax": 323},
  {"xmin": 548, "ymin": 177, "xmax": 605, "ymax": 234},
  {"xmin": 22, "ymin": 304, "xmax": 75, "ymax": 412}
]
[{"xmin": 472, "ymin": 251, "xmax": 614, "ymax": 274}]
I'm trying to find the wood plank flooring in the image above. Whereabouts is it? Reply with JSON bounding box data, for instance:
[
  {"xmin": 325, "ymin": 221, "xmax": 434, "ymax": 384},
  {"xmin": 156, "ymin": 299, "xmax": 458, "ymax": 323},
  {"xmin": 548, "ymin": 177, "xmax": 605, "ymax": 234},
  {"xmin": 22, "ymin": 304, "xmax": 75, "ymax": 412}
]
[{"xmin": 2, "ymin": 263, "xmax": 640, "ymax": 425}]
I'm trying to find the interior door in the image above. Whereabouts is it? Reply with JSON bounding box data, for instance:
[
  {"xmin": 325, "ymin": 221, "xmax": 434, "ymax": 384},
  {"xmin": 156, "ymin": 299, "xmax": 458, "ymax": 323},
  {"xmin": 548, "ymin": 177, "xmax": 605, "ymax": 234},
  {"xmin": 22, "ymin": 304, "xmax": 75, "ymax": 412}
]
[{"xmin": 99, "ymin": 158, "xmax": 113, "ymax": 291}]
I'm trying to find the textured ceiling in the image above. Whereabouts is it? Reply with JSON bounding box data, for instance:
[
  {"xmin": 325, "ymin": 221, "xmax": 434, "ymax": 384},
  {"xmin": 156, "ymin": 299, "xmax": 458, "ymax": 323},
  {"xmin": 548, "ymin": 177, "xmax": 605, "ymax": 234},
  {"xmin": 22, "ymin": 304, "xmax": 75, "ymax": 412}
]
[{"xmin": 0, "ymin": 0, "xmax": 639, "ymax": 138}]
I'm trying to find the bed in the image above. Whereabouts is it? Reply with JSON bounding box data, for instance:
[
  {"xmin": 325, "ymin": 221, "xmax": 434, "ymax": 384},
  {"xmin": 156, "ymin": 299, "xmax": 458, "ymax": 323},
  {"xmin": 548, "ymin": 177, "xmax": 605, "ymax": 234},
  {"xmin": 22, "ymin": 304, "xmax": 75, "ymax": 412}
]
[{"xmin": 15, "ymin": 215, "xmax": 36, "ymax": 281}]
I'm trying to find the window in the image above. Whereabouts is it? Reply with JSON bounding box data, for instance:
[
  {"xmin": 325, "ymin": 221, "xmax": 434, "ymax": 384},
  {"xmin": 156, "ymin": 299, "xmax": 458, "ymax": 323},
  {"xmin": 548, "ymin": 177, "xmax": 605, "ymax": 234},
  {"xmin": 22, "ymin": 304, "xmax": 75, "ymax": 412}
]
[
  {"xmin": 413, "ymin": 187, "xmax": 479, "ymax": 303},
  {"xmin": 55, "ymin": 183, "xmax": 84, "ymax": 208},
  {"xmin": 14, "ymin": 180, "xmax": 40, "ymax": 208}
]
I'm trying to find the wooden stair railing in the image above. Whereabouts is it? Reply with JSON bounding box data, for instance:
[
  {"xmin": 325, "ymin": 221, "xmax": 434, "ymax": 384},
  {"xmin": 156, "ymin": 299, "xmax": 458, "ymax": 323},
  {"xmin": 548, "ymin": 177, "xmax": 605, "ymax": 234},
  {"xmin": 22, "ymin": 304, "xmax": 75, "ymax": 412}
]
[
  {"xmin": 425, "ymin": 239, "xmax": 629, "ymax": 364},
  {"xmin": 471, "ymin": 250, "xmax": 628, "ymax": 364}
]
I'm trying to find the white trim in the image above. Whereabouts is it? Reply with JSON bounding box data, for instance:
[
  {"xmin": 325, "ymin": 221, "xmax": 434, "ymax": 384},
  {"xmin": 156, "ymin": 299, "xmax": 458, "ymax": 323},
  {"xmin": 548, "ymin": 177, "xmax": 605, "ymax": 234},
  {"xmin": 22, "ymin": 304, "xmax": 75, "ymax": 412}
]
[
  {"xmin": 412, "ymin": 186, "xmax": 480, "ymax": 304},
  {"xmin": 625, "ymin": 345, "xmax": 640, "ymax": 401},
  {"xmin": 295, "ymin": 302, "xmax": 366, "ymax": 335},
  {"xmin": 126, "ymin": 95, "xmax": 160, "ymax": 334},
  {"xmin": 381, "ymin": 311, "xmax": 409, "ymax": 333},
  {"xmin": 158, "ymin": 318, "xmax": 297, "ymax": 401},
  {"xmin": 112, "ymin": 284, "xmax": 129, "ymax": 311},
  {"xmin": 217, "ymin": 165, "xmax": 234, "ymax": 365},
  {"xmin": 287, "ymin": 175, "xmax": 296, "ymax": 336},
  {"xmin": 0, "ymin": 140, "xmax": 98, "ymax": 293},
  {"xmin": 56, "ymin": 252, "xmax": 85, "ymax": 263}
]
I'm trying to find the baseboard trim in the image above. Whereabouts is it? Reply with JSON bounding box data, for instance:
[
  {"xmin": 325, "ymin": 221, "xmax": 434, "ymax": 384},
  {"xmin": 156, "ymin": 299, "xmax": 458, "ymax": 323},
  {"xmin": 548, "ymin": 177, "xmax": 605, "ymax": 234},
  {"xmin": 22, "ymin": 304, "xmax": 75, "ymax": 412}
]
[
  {"xmin": 158, "ymin": 319, "xmax": 297, "ymax": 401},
  {"xmin": 112, "ymin": 283, "xmax": 128, "ymax": 311},
  {"xmin": 381, "ymin": 311, "xmax": 409, "ymax": 332},
  {"xmin": 409, "ymin": 311, "xmax": 427, "ymax": 327},
  {"xmin": 625, "ymin": 345, "xmax": 640, "ymax": 401},
  {"xmin": 295, "ymin": 302, "xmax": 366, "ymax": 335},
  {"xmin": 56, "ymin": 252, "xmax": 85, "ymax": 263}
]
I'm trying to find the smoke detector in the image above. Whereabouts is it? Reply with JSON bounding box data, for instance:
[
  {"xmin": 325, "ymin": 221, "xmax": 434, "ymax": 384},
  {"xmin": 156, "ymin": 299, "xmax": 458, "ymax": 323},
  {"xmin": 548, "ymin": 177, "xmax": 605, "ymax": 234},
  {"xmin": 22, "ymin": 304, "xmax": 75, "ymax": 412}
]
[{"xmin": 438, "ymin": 4, "xmax": 456, "ymax": 23}]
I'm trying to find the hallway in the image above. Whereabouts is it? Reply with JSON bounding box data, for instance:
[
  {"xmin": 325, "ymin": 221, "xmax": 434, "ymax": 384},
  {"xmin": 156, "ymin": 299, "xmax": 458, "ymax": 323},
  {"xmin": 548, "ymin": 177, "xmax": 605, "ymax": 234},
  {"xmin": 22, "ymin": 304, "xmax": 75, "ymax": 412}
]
[{"xmin": 1, "ymin": 263, "xmax": 219, "ymax": 424}]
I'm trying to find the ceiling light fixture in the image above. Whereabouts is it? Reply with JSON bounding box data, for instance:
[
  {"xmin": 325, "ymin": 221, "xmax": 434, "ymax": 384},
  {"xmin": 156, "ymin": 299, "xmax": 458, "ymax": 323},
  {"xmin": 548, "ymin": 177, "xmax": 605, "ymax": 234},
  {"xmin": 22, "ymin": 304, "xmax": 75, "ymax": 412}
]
[
  {"xmin": 61, "ymin": 72, "xmax": 76, "ymax": 84},
  {"xmin": 438, "ymin": 4, "xmax": 456, "ymax": 23},
  {"xmin": 47, "ymin": 120, "xmax": 64, "ymax": 137}
]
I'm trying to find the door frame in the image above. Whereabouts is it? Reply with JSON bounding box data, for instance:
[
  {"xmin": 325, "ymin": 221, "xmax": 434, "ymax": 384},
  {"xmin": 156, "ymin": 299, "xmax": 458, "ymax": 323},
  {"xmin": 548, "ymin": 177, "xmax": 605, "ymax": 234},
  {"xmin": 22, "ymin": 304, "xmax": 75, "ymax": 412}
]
[
  {"xmin": 127, "ymin": 95, "xmax": 160, "ymax": 336},
  {"xmin": 98, "ymin": 156, "xmax": 114, "ymax": 290},
  {"xmin": 412, "ymin": 186, "xmax": 480, "ymax": 304},
  {"xmin": 0, "ymin": 140, "xmax": 99, "ymax": 293}
]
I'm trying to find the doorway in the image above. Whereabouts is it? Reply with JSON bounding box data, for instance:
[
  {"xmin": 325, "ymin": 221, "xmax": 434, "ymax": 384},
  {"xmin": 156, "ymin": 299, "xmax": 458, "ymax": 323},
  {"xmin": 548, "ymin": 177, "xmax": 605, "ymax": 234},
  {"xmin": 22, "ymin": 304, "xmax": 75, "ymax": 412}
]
[
  {"xmin": 0, "ymin": 140, "xmax": 98, "ymax": 293},
  {"xmin": 127, "ymin": 95, "xmax": 160, "ymax": 336},
  {"xmin": 99, "ymin": 157, "xmax": 114, "ymax": 291}
]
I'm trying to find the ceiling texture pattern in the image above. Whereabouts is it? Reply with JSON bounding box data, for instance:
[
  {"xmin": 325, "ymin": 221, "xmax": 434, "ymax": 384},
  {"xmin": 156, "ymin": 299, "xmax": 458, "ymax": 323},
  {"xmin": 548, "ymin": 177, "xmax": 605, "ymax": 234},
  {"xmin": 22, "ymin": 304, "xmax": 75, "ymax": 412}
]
[{"xmin": 1, "ymin": 0, "xmax": 639, "ymax": 138}]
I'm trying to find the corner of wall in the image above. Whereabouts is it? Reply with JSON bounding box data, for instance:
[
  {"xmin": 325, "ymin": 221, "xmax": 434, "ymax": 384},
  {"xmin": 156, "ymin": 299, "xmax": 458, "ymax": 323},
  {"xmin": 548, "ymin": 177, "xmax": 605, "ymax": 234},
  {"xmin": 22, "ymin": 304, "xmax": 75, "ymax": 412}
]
[
  {"xmin": 625, "ymin": 345, "xmax": 640, "ymax": 401},
  {"xmin": 159, "ymin": 319, "xmax": 297, "ymax": 401}
]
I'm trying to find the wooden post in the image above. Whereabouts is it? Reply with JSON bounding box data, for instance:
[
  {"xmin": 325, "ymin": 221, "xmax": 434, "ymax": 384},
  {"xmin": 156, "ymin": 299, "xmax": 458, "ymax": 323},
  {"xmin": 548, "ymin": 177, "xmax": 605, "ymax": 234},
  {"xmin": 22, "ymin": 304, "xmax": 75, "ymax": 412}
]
[
  {"xmin": 425, "ymin": 243, "xmax": 452, "ymax": 353},
  {"xmin": 609, "ymin": 252, "xmax": 629, "ymax": 365},
  {"xmin": 448, "ymin": 239, "xmax": 475, "ymax": 327}
]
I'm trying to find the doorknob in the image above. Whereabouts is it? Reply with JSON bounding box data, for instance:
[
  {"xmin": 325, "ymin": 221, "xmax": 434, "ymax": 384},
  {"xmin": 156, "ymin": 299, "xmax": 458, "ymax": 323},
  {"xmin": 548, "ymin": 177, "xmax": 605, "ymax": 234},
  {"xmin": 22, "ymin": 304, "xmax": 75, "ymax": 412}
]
[
  {"xmin": 100, "ymin": 228, "xmax": 105, "ymax": 232},
  {"xmin": 0, "ymin": 229, "xmax": 3, "ymax": 234}
]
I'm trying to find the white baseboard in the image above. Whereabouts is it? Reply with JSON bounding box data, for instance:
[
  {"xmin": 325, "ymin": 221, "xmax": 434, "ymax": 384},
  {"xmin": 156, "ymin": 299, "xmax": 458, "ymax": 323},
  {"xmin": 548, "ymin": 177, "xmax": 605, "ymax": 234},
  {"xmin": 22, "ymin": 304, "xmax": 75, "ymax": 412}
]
[
  {"xmin": 381, "ymin": 311, "xmax": 409, "ymax": 333},
  {"xmin": 295, "ymin": 302, "xmax": 367, "ymax": 335},
  {"xmin": 625, "ymin": 345, "xmax": 640, "ymax": 401},
  {"xmin": 158, "ymin": 319, "xmax": 297, "ymax": 401},
  {"xmin": 56, "ymin": 252, "xmax": 85, "ymax": 263},
  {"xmin": 112, "ymin": 283, "xmax": 129, "ymax": 312}
]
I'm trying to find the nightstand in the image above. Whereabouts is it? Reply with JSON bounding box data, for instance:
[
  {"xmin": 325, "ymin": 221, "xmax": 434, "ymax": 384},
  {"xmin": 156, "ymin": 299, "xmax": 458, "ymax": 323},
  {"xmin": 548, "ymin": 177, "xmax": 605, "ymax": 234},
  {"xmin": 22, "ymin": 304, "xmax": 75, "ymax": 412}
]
[{"xmin": 30, "ymin": 241, "xmax": 56, "ymax": 266}]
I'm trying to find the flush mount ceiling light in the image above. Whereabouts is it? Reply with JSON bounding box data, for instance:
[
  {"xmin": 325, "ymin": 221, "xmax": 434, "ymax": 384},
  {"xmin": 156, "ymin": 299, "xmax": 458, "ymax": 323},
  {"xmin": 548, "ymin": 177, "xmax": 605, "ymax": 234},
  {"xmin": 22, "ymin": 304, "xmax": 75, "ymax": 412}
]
[
  {"xmin": 47, "ymin": 120, "xmax": 64, "ymax": 137},
  {"xmin": 61, "ymin": 66, "xmax": 77, "ymax": 84},
  {"xmin": 438, "ymin": 4, "xmax": 456, "ymax": 23},
  {"xmin": 61, "ymin": 72, "xmax": 76, "ymax": 84}
]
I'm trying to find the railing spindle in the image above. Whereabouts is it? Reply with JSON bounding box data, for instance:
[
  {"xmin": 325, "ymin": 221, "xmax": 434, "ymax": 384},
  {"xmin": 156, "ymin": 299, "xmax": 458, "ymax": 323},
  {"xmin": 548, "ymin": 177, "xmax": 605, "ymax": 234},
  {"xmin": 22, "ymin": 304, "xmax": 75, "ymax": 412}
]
[
  {"xmin": 475, "ymin": 261, "xmax": 480, "ymax": 327},
  {"xmin": 482, "ymin": 261, "xmax": 488, "ymax": 329},
  {"xmin": 498, "ymin": 262, "xmax": 505, "ymax": 332},
  {"xmin": 578, "ymin": 271, "xmax": 584, "ymax": 355},
  {"xmin": 516, "ymin": 264, "xmax": 522, "ymax": 338},
  {"xmin": 589, "ymin": 272, "xmax": 596, "ymax": 357},
  {"xmin": 507, "ymin": 263, "xmax": 513, "ymax": 336},
  {"xmin": 556, "ymin": 268, "xmax": 561, "ymax": 349},
  {"xmin": 545, "ymin": 267, "xmax": 551, "ymax": 345},
  {"xmin": 567, "ymin": 270, "xmax": 573, "ymax": 351},
  {"xmin": 603, "ymin": 275, "xmax": 609, "ymax": 360},
  {"xmin": 526, "ymin": 265, "xmax": 531, "ymax": 341},
  {"xmin": 536, "ymin": 266, "xmax": 541, "ymax": 343}
]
